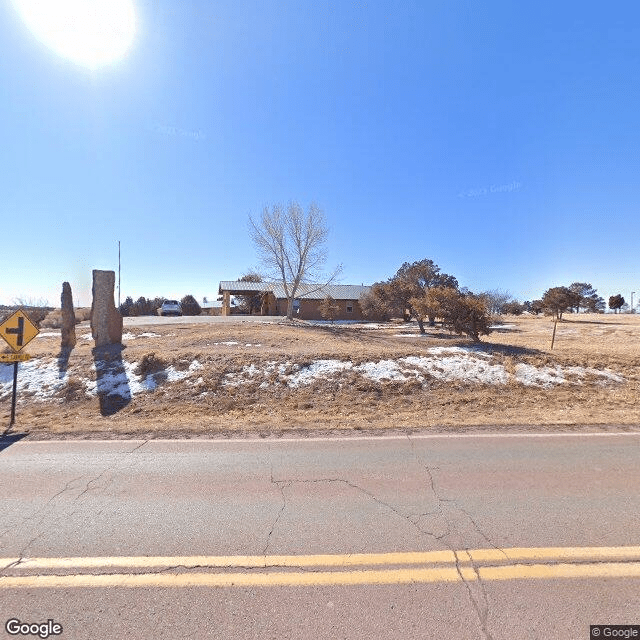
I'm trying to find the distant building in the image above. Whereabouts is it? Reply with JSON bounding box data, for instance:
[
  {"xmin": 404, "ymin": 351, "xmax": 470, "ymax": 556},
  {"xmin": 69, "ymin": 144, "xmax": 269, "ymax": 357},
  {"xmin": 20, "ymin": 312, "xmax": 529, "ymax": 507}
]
[
  {"xmin": 217, "ymin": 281, "xmax": 374, "ymax": 320},
  {"xmin": 201, "ymin": 298, "xmax": 223, "ymax": 316}
]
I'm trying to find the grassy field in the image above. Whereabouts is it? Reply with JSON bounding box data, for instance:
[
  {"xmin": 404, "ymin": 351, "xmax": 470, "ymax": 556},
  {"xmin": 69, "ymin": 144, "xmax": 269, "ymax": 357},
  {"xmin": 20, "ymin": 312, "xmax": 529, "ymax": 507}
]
[{"xmin": 2, "ymin": 313, "xmax": 639, "ymax": 438}]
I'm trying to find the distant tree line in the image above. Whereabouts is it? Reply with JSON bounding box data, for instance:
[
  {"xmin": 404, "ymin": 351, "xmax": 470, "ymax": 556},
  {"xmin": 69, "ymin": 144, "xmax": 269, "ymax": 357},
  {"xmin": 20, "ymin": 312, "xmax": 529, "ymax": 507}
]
[
  {"xmin": 119, "ymin": 294, "xmax": 202, "ymax": 317},
  {"xmin": 475, "ymin": 282, "xmax": 630, "ymax": 319}
]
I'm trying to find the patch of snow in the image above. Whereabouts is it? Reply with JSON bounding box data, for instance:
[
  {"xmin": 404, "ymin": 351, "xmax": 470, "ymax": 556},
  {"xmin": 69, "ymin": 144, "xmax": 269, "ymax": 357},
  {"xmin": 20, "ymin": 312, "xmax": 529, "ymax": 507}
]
[
  {"xmin": 353, "ymin": 360, "xmax": 414, "ymax": 382},
  {"xmin": 426, "ymin": 346, "xmax": 491, "ymax": 358},
  {"xmin": 515, "ymin": 364, "xmax": 565, "ymax": 387},
  {"xmin": 84, "ymin": 359, "xmax": 204, "ymax": 398},
  {"xmin": 597, "ymin": 369, "xmax": 625, "ymax": 383},
  {"xmin": 489, "ymin": 324, "xmax": 517, "ymax": 329},
  {"xmin": 37, "ymin": 332, "xmax": 60, "ymax": 338},
  {"xmin": 287, "ymin": 360, "xmax": 353, "ymax": 387},
  {"xmin": 0, "ymin": 359, "xmax": 68, "ymax": 400},
  {"xmin": 81, "ymin": 333, "xmax": 93, "ymax": 340},
  {"xmin": 401, "ymin": 355, "xmax": 509, "ymax": 385},
  {"xmin": 166, "ymin": 360, "xmax": 203, "ymax": 383}
]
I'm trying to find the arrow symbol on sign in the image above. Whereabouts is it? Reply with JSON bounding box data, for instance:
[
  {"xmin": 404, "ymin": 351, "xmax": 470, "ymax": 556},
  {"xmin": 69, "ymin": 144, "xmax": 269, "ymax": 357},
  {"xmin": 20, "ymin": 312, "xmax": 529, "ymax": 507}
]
[{"xmin": 5, "ymin": 316, "xmax": 24, "ymax": 347}]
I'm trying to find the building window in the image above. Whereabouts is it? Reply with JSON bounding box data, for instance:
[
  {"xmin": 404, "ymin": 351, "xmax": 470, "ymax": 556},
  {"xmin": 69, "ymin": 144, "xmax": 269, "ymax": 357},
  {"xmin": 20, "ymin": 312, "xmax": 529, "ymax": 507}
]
[{"xmin": 346, "ymin": 302, "xmax": 353, "ymax": 313}]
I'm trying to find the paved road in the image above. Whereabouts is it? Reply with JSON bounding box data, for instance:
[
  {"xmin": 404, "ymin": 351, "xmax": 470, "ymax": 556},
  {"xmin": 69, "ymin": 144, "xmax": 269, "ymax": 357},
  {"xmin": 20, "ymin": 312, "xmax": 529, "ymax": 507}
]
[{"xmin": 1, "ymin": 433, "xmax": 639, "ymax": 639}]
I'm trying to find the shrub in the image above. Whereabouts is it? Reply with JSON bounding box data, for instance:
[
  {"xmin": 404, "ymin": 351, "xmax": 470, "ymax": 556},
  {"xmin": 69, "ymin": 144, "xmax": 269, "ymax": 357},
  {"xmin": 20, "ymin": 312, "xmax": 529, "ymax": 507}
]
[
  {"xmin": 119, "ymin": 296, "xmax": 134, "ymax": 316},
  {"xmin": 502, "ymin": 301, "xmax": 524, "ymax": 315},
  {"xmin": 135, "ymin": 353, "xmax": 167, "ymax": 377},
  {"xmin": 412, "ymin": 288, "xmax": 493, "ymax": 342},
  {"xmin": 181, "ymin": 294, "xmax": 202, "ymax": 316},
  {"xmin": 319, "ymin": 295, "xmax": 340, "ymax": 322},
  {"xmin": 75, "ymin": 308, "xmax": 91, "ymax": 323},
  {"xmin": 120, "ymin": 296, "xmax": 164, "ymax": 317}
]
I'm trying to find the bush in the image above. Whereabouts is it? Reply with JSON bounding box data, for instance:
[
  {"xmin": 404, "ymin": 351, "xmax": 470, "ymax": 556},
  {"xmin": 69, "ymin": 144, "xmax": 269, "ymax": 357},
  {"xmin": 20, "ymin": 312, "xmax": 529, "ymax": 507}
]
[
  {"xmin": 120, "ymin": 296, "xmax": 163, "ymax": 317},
  {"xmin": 75, "ymin": 308, "xmax": 91, "ymax": 323},
  {"xmin": 319, "ymin": 295, "xmax": 340, "ymax": 322},
  {"xmin": 134, "ymin": 352, "xmax": 167, "ymax": 377},
  {"xmin": 502, "ymin": 301, "xmax": 524, "ymax": 315},
  {"xmin": 181, "ymin": 294, "xmax": 202, "ymax": 316},
  {"xmin": 412, "ymin": 288, "xmax": 493, "ymax": 342}
]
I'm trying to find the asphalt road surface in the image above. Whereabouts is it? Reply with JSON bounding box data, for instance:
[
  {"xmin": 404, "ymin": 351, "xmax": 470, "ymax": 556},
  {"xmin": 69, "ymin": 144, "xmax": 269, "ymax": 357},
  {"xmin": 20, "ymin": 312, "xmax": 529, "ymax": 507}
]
[{"xmin": 1, "ymin": 432, "xmax": 639, "ymax": 639}]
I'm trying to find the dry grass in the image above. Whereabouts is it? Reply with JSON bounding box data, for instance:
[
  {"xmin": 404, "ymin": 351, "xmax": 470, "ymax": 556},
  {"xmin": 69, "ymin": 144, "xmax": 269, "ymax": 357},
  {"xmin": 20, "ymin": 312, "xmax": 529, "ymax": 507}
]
[
  {"xmin": 41, "ymin": 307, "xmax": 91, "ymax": 329},
  {"xmin": 2, "ymin": 314, "xmax": 640, "ymax": 438}
]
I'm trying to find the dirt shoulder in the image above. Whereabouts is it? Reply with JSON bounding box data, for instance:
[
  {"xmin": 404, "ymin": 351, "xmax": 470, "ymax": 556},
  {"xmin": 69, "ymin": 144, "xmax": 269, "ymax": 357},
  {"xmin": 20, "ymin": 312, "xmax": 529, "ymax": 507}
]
[{"xmin": 2, "ymin": 314, "xmax": 639, "ymax": 439}]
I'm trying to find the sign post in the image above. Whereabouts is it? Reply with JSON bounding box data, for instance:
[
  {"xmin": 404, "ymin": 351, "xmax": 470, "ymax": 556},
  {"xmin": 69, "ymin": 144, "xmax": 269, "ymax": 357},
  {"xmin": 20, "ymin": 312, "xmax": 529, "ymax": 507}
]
[
  {"xmin": 1, "ymin": 310, "xmax": 39, "ymax": 427},
  {"xmin": 10, "ymin": 359, "xmax": 18, "ymax": 426}
]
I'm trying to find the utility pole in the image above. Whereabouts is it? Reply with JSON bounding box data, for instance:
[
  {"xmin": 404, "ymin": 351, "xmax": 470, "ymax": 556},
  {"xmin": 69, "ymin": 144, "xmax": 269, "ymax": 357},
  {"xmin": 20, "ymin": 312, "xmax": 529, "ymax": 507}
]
[
  {"xmin": 118, "ymin": 240, "xmax": 121, "ymax": 308},
  {"xmin": 632, "ymin": 291, "xmax": 635, "ymax": 313}
]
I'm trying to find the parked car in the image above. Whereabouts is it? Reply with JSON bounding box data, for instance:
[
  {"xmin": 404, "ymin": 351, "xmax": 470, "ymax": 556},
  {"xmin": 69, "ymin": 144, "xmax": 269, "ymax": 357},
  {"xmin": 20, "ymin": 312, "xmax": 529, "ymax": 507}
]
[{"xmin": 160, "ymin": 300, "xmax": 182, "ymax": 316}]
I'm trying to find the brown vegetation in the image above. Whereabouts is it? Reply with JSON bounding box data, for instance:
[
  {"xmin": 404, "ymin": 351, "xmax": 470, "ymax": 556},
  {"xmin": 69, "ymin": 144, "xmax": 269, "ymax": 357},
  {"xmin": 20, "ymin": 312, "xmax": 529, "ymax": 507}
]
[{"xmin": 2, "ymin": 314, "xmax": 639, "ymax": 438}]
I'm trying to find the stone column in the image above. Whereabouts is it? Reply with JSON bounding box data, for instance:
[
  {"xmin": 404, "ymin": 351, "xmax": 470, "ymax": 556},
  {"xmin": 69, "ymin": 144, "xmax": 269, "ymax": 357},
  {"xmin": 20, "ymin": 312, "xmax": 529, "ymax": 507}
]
[
  {"xmin": 90, "ymin": 270, "xmax": 123, "ymax": 347},
  {"xmin": 222, "ymin": 291, "xmax": 231, "ymax": 316},
  {"xmin": 60, "ymin": 282, "xmax": 77, "ymax": 348}
]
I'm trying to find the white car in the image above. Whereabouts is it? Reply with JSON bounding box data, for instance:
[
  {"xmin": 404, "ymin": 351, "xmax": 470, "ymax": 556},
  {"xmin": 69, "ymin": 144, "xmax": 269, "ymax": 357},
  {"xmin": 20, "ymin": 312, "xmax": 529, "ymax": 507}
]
[{"xmin": 160, "ymin": 300, "xmax": 182, "ymax": 316}]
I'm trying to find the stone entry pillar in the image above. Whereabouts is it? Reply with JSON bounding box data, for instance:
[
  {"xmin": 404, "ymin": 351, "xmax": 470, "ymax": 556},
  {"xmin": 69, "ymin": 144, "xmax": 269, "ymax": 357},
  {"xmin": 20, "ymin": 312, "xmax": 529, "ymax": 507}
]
[
  {"xmin": 222, "ymin": 291, "xmax": 231, "ymax": 316},
  {"xmin": 90, "ymin": 270, "xmax": 123, "ymax": 347},
  {"xmin": 60, "ymin": 282, "xmax": 77, "ymax": 349}
]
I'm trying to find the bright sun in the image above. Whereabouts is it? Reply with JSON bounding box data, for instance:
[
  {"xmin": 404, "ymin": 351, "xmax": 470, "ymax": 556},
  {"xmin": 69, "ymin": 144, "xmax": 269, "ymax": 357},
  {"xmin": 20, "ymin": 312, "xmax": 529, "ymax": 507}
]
[{"xmin": 12, "ymin": 0, "xmax": 136, "ymax": 69}]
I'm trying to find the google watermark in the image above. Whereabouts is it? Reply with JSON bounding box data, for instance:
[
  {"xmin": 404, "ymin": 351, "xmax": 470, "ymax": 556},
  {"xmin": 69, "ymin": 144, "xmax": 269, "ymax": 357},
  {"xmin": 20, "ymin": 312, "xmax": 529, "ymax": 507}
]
[
  {"xmin": 457, "ymin": 180, "xmax": 522, "ymax": 198},
  {"xmin": 5, "ymin": 619, "xmax": 62, "ymax": 639},
  {"xmin": 591, "ymin": 626, "xmax": 640, "ymax": 638}
]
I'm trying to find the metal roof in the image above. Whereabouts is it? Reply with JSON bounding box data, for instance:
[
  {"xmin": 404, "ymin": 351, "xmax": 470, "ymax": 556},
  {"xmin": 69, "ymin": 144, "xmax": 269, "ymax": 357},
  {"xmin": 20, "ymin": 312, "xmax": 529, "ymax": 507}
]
[{"xmin": 218, "ymin": 281, "xmax": 371, "ymax": 301}]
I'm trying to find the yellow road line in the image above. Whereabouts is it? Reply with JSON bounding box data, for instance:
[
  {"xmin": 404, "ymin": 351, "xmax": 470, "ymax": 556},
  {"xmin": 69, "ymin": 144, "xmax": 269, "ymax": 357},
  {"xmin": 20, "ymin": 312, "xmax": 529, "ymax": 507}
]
[
  {"xmin": 2, "ymin": 562, "xmax": 640, "ymax": 589},
  {"xmin": 3, "ymin": 545, "xmax": 640, "ymax": 572}
]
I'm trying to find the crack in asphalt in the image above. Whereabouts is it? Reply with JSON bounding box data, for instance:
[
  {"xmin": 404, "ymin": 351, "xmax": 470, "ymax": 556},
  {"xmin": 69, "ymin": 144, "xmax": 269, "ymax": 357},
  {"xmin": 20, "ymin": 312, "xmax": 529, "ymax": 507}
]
[
  {"xmin": 4, "ymin": 556, "xmax": 640, "ymax": 580},
  {"xmin": 453, "ymin": 550, "xmax": 495, "ymax": 640},
  {"xmin": 264, "ymin": 480, "xmax": 290, "ymax": 556},
  {"xmin": 407, "ymin": 434, "xmax": 496, "ymax": 640},
  {"xmin": 0, "ymin": 474, "xmax": 85, "ymax": 562},
  {"xmin": 0, "ymin": 441, "xmax": 150, "ymax": 564}
]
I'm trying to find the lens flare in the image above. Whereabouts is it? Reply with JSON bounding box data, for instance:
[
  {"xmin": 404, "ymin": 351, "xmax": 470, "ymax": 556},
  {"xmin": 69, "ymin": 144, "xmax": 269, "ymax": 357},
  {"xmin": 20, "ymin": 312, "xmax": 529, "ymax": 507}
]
[{"xmin": 12, "ymin": 0, "xmax": 136, "ymax": 69}]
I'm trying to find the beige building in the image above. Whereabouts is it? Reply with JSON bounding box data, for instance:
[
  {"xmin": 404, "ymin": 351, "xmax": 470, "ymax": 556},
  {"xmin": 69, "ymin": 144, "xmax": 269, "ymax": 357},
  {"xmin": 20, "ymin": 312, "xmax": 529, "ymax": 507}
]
[{"xmin": 217, "ymin": 281, "xmax": 373, "ymax": 321}]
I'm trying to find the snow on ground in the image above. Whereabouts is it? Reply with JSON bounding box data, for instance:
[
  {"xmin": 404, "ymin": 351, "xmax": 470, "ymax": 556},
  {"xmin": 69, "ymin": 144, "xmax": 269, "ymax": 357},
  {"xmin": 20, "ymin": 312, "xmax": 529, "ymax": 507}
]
[
  {"xmin": 0, "ymin": 348, "xmax": 625, "ymax": 401},
  {"xmin": 221, "ymin": 347, "xmax": 604, "ymax": 389},
  {"xmin": 304, "ymin": 321, "xmax": 389, "ymax": 329},
  {"xmin": 514, "ymin": 364, "xmax": 625, "ymax": 388},
  {"xmin": 210, "ymin": 341, "xmax": 262, "ymax": 347},
  {"xmin": 83, "ymin": 360, "xmax": 203, "ymax": 399},
  {"xmin": 77, "ymin": 332, "xmax": 162, "ymax": 341},
  {"xmin": 0, "ymin": 359, "xmax": 69, "ymax": 400}
]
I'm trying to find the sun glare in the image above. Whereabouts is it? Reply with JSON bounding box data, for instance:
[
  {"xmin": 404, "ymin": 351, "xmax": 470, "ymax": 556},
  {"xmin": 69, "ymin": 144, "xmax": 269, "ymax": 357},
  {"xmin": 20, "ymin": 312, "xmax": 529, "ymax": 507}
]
[{"xmin": 12, "ymin": 0, "xmax": 136, "ymax": 69}]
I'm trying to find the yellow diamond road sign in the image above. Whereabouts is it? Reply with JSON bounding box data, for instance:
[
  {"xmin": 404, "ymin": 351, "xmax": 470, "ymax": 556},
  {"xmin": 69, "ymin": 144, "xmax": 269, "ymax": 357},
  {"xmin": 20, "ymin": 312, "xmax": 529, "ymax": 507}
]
[{"xmin": 0, "ymin": 309, "xmax": 39, "ymax": 352}]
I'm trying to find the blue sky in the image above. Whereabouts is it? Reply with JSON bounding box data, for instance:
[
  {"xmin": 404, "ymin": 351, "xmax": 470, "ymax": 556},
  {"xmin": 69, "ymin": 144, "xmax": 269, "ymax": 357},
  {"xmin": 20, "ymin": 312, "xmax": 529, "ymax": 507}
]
[{"xmin": 2, "ymin": 1, "xmax": 639, "ymax": 309}]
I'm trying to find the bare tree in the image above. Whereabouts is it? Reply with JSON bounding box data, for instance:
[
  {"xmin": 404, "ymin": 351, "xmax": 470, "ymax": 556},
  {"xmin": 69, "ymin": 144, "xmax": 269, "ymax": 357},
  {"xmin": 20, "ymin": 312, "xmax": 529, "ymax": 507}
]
[
  {"xmin": 234, "ymin": 271, "xmax": 264, "ymax": 314},
  {"xmin": 249, "ymin": 202, "xmax": 341, "ymax": 320},
  {"xmin": 478, "ymin": 289, "xmax": 513, "ymax": 315}
]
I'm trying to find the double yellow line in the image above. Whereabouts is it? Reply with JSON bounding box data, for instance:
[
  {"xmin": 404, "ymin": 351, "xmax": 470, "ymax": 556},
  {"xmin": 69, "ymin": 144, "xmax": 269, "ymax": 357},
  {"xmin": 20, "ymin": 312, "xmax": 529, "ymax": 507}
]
[{"xmin": 2, "ymin": 546, "xmax": 640, "ymax": 588}]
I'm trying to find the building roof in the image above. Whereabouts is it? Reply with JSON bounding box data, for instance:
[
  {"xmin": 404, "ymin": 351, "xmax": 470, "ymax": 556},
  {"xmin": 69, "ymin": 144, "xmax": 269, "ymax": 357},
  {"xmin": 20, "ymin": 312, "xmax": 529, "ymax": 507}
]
[{"xmin": 218, "ymin": 281, "xmax": 371, "ymax": 301}]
